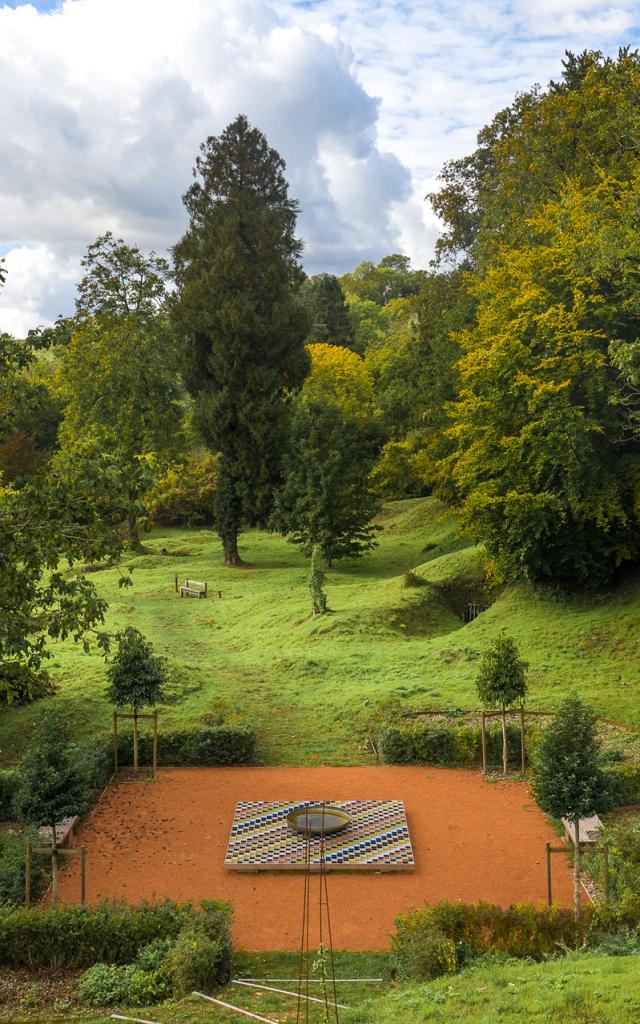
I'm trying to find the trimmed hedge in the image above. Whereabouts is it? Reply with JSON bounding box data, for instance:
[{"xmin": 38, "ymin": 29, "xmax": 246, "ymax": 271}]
[
  {"xmin": 0, "ymin": 899, "xmax": 232, "ymax": 975},
  {"xmin": 391, "ymin": 898, "xmax": 640, "ymax": 981},
  {"xmin": 379, "ymin": 720, "xmax": 526, "ymax": 769},
  {"xmin": 115, "ymin": 724, "xmax": 256, "ymax": 766},
  {"xmin": 610, "ymin": 761, "xmax": 640, "ymax": 807}
]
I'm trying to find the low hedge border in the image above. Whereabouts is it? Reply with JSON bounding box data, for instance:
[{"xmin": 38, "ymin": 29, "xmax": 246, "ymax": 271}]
[
  {"xmin": 114, "ymin": 724, "xmax": 256, "ymax": 767},
  {"xmin": 378, "ymin": 719, "xmax": 640, "ymax": 808},
  {"xmin": 0, "ymin": 898, "xmax": 232, "ymax": 975},
  {"xmin": 390, "ymin": 897, "xmax": 640, "ymax": 980}
]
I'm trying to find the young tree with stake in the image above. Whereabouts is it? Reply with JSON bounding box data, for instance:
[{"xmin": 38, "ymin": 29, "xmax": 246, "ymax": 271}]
[
  {"xmin": 14, "ymin": 711, "xmax": 84, "ymax": 907},
  {"xmin": 106, "ymin": 628, "xmax": 166, "ymax": 771},
  {"xmin": 476, "ymin": 632, "xmax": 528, "ymax": 776},
  {"xmin": 533, "ymin": 694, "xmax": 613, "ymax": 919}
]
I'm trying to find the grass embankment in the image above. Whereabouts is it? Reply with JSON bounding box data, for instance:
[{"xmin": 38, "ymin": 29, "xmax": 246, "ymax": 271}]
[
  {"xmin": 343, "ymin": 954, "xmax": 640, "ymax": 1023},
  {"xmin": 2, "ymin": 496, "xmax": 640, "ymax": 766}
]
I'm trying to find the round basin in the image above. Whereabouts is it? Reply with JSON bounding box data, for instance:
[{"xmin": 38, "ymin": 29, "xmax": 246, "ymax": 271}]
[{"xmin": 287, "ymin": 805, "xmax": 351, "ymax": 835}]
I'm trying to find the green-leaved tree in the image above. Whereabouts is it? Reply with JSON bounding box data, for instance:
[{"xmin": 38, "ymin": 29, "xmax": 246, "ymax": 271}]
[
  {"xmin": 14, "ymin": 711, "xmax": 85, "ymax": 905},
  {"xmin": 533, "ymin": 695, "xmax": 613, "ymax": 918},
  {"xmin": 299, "ymin": 273, "xmax": 354, "ymax": 349},
  {"xmin": 476, "ymin": 633, "xmax": 528, "ymax": 776},
  {"xmin": 173, "ymin": 114, "xmax": 309, "ymax": 565},
  {"xmin": 106, "ymin": 627, "xmax": 166, "ymax": 771},
  {"xmin": 274, "ymin": 400, "xmax": 381, "ymax": 566}
]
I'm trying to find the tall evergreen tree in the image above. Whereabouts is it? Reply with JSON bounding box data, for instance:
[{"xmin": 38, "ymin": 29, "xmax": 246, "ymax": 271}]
[
  {"xmin": 172, "ymin": 115, "xmax": 309, "ymax": 565},
  {"xmin": 299, "ymin": 273, "xmax": 354, "ymax": 348},
  {"xmin": 275, "ymin": 400, "xmax": 380, "ymax": 566}
]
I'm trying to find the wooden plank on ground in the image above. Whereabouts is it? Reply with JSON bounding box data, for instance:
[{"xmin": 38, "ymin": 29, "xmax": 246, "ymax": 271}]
[
  {"xmin": 232, "ymin": 978, "xmax": 349, "ymax": 1009},
  {"xmin": 193, "ymin": 991, "xmax": 280, "ymax": 1023}
]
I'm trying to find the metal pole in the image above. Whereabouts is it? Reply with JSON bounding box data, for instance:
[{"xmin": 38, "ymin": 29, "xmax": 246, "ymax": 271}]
[
  {"xmin": 25, "ymin": 842, "xmax": 32, "ymax": 908},
  {"xmin": 481, "ymin": 712, "xmax": 487, "ymax": 774},
  {"xmin": 80, "ymin": 847, "xmax": 86, "ymax": 904}
]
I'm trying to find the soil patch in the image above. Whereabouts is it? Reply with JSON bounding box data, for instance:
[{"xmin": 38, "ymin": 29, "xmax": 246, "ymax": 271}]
[{"xmin": 56, "ymin": 766, "xmax": 574, "ymax": 951}]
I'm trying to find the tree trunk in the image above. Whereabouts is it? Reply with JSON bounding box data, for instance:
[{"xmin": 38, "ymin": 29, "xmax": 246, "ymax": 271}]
[
  {"xmin": 222, "ymin": 533, "xmax": 242, "ymax": 566},
  {"xmin": 51, "ymin": 829, "xmax": 58, "ymax": 909},
  {"xmin": 574, "ymin": 815, "xmax": 581, "ymax": 922},
  {"xmin": 133, "ymin": 708, "xmax": 139, "ymax": 771},
  {"xmin": 127, "ymin": 508, "xmax": 142, "ymax": 551},
  {"xmin": 502, "ymin": 706, "xmax": 508, "ymax": 777}
]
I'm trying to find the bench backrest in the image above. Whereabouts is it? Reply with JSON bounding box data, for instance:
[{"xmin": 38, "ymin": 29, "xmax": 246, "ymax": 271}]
[{"xmin": 185, "ymin": 579, "xmax": 206, "ymax": 590}]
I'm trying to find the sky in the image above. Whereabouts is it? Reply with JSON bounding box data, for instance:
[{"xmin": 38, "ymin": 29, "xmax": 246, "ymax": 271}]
[{"xmin": 0, "ymin": 0, "xmax": 639, "ymax": 335}]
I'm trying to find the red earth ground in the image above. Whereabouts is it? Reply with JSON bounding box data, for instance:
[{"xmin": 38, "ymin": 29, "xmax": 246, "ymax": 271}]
[{"xmin": 57, "ymin": 766, "xmax": 575, "ymax": 950}]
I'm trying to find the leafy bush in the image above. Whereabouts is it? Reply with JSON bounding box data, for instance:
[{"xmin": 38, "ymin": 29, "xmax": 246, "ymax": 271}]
[
  {"xmin": 379, "ymin": 719, "xmax": 525, "ymax": 768},
  {"xmin": 0, "ymin": 899, "xmax": 232, "ymax": 970},
  {"xmin": 165, "ymin": 925, "xmax": 229, "ymax": 995},
  {"xmin": 0, "ymin": 772, "xmax": 18, "ymax": 821},
  {"xmin": 135, "ymin": 936, "xmax": 175, "ymax": 972},
  {"xmin": 146, "ymin": 448, "xmax": 218, "ymax": 527},
  {"xmin": 0, "ymin": 829, "xmax": 47, "ymax": 907},
  {"xmin": 77, "ymin": 962, "xmax": 170, "ymax": 1007},
  {"xmin": 116, "ymin": 725, "xmax": 256, "ymax": 766},
  {"xmin": 391, "ymin": 901, "xmax": 586, "ymax": 979},
  {"xmin": 610, "ymin": 762, "xmax": 640, "ymax": 807}
]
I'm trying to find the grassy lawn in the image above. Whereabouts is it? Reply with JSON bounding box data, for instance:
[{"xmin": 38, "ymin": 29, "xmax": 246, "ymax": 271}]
[
  {"xmin": 342, "ymin": 954, "xmax": 640, "ymax": 1023},
  {"xmin": 2, "ymin": 496, "xmax": 640, "ymax": 767}
]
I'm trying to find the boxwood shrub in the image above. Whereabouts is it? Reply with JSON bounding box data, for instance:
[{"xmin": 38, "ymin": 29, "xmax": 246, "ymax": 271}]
[
  {"xmin": 115, "ymin": 724, "xmax": 256, "ymax": 766},
  {"xmin": 0, "ymin": 898, "xmax": 232, "ymax": 975},
  {"xmin": 379, "ymin": 719, "xmax": 526, "ymax": 768}
]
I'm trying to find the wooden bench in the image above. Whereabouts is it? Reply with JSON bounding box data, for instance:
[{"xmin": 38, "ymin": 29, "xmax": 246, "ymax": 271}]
[
  {"xmin": 561, "ymin": 815, "xmax": 602, "ymax": 845},
  {"xmin": 39, "ymin": 815, "xmax": 79, "ymax": 847},
  {"xmin": 178, "ymin": 577, "xmax": 208, "ymax": 599}
]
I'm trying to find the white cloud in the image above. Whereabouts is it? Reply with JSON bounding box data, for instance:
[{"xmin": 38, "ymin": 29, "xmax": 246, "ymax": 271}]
[
  {"xmin": 277, "ymin": 0, "xmax": 640, "ymax": 264},
  {"xmin": 0, "ymin": 0, "xmax": 410, "ymax": 333},
  {"xmin": 1, "ymin": 0, "xmax": 640, "ymax": 333}
]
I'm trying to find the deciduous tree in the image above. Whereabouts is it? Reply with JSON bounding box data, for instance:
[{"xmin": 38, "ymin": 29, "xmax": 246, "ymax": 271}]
[
  {"xmin": 106, "ymin": 627, "xmax": 166, "ymax": 771},
  {"xmin": 476, "ymin": 633, "xmax": 528, "ymax": 776},
  {"xmin": 533, "ymin": 695, "xmax": 613, "ymax": 918}
]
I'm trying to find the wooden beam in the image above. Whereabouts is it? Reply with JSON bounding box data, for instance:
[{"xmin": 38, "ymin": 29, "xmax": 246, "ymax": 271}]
[
  {"xmin": 111, "ymin": 1015, "xmax": 161, "ymax": 1024},
  {"xmin": 193, "ymin": 992, "xmax": 279, "ymax": 1023},
  {"xmin": 232, "ymin": 978, "xmax": 349, "ymax": 1009}
]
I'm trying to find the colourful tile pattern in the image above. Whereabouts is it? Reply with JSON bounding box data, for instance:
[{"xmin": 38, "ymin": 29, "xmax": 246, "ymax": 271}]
[{"xmin": 224, "ymin": 800, "xmax": 415, "ymax": 872}]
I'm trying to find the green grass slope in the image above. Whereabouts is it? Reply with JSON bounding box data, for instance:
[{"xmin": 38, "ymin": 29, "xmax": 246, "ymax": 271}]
[
  {"xmin": 343, "ymin": 954, "xmax": 640, "ymax": 1023},
  {"xmin": 2, "ymin": 496, "xmax": 640, "ymax": 766}
]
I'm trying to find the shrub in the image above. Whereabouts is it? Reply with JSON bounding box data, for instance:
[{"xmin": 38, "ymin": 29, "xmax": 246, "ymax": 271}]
[
  {"xmin": 116, "ymin": 725, "xmax": 256, "ymax": 767},
  {"xmin": 0, "ymin": 829, "xmax": 47, "ymax": 907},
  {"xmin": 379, "ymin": 719, "xmax": 525, "ymax": 768},
  {"xmin": 165, "ymin": 925, "xmax": 229, "ymax": 995},
  {"xmin": 609, "ymin": 761, "xmax": 640, "ymax": 806},
  {"xmin": 77, "ymin": 962, "xmax": 170, "ymax": 1007},
  {"xmin": 0, "ymin": 772, "xmax": 18, "ymax": 821},
  {"xmin": 0, "ymin": 899, "xmax": 232, "ymax": 970},
  {"xmin": 391, "ymin": 901, "xmax": 586, "ymax": 979}
]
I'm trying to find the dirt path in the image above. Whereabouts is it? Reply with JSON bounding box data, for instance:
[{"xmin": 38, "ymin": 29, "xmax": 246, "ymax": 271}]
[{"xmin": 57, "ymin": 766, "xmax": 574, "ymax": 950}]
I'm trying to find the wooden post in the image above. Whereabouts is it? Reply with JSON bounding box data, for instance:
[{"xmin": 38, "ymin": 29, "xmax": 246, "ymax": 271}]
[
  {"xmin": 152, "ymin": 711, "xmax": 158, "ymax": 775},
  {"xmin": 481, "ymin": 711, "xmax": 487, "ymax": 775},
  {"xmin": 603, "ymin": 844, "xmax": 610, "ymax": 906},
  {"xmin": 80, "ymin": 847, "xmax": 86, "ymax": 904},
  {"xmin": 174, "ymin": 574, "xmax": 178, "ymax": 593},
  {"xmin": 520, "ymin": 706, "xmax": 526, "ymax": 773},
  {"xmin": 218, "ymin": 590, "xmax": 222, "ymax": 599},
  {"xmin": 51, "ymin": 844, "xmax": 58, "ymax": 909},
  {"xmin": 25, "ymin": 842, "xmax": 32, "ymax": 908},
  {"xmin": 133, "ymin": 709, "xmax": 139, "ymax": 772},
  {"xmin": 546, "ymin": 842, "xmax": 552, "ymax": 906},
  {"xmin": 113, "ymin": 710, "xmax": 118, "ymax": 775}
]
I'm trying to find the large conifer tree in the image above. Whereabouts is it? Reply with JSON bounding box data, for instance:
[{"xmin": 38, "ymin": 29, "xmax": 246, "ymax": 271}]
[{"xmin": 172, "ymin": 115, "xmax": 309, "ymax": 565}]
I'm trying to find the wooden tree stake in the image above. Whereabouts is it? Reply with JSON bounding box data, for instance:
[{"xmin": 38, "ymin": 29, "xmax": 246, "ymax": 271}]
[{"xmin": 481, "ymin": 711, "xmax": 487, "ymax": 775}]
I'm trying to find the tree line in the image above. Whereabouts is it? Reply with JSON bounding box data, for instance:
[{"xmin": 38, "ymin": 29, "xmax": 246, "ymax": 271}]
[{"xmin": 4, "ymin": 48, "xmax": 640, "ymax": 700}]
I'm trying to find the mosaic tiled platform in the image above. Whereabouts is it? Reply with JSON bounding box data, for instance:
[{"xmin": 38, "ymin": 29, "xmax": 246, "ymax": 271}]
[{"xmin": 224, "ymin": 800, "xmax": 415, "ymax": 872}]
